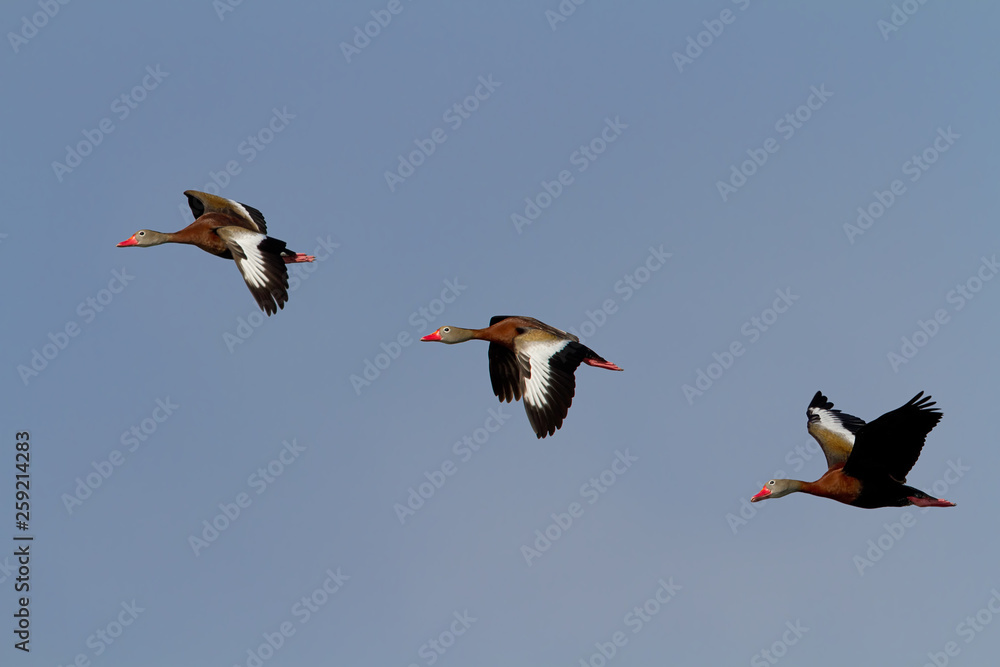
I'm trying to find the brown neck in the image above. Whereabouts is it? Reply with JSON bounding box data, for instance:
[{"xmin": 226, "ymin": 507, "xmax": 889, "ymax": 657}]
[
  {"xmin": 469, "ymin": 327, "xmax": 493, "ymax": 341},
  {"xmin": 791, "ymin": 479, "xmax": 813, "ymax": 494}
]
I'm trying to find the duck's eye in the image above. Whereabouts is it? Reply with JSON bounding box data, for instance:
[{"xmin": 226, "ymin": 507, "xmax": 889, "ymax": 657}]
[
  {"xmin": 138, "ymin": 231, "xmax": 145, "ymax": 236},
  {"xmin": 442, "ymin": 327, "xmax": 450, "ymax": 333},
  {"xmin": 768, "ymin": 480, "xmax": 775, "ymax": 486}
]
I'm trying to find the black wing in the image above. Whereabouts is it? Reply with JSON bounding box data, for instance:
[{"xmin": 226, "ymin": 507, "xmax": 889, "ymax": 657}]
[
  {"xmin": 488, "ymin": 342, "xmax": 521, "ymax": 403},
  {"xmin": 215, "ymin": 227, "xmax": 290, "ymax": 316},
  {"xmin": 842, "ymin": 392, "xmax": 942, "ymax": 483},
  {"xmin": 185, "ymin": 190, "xmax": 268, "ymax": 234},
  {"xmin": 517, "ymin": 340, "xmax": 592, "ymax": 439}
]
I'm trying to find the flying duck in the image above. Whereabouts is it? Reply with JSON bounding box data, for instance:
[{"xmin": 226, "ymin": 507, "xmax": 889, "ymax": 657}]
[
  {"xmin": 116, "ymin": 190, "xmax": 314, "ymax": 315},
  {"xmin": 420, "ymin": 316, "xmax": 623, "ymax": 438},
  {"xmin": 751, "ymin": 391, "xmax": 955, "ymax": 509}
]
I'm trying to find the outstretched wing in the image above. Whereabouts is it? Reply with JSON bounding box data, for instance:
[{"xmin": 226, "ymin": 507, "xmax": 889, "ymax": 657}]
[
  {"xmin": 215, "ymin": 227, "xmax": 289, "ymax": 315},
  {"xmin": 843, "ymin": 392, "xmax": 943, "ymax": 483},
  {"xmin": 515, "ymin": 338, "xmax": 591, "ymax": 439},
  {"xmin": 488, "ymin": 342, "xmax": 521, "ymax": 403},
  {"xmin": 806, "ymin": 391, "xmax": 866, "ymax": 469},
  {"xmin": 185, "ymin": 190, "xmax": 268, "ymax": 233}
]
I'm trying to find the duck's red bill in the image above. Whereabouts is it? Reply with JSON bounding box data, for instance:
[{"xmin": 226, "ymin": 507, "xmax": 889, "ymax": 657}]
[
  {"xmin": 420, "ymin": 331, "xmax": 441, "ymax": 342},
  {"xmin": 751, "ymin": 486, "xmax": 771, "ymax": 502},
  {"xmin": 116, "ymin": 235, "xmax": 138, "ymax": 247}
]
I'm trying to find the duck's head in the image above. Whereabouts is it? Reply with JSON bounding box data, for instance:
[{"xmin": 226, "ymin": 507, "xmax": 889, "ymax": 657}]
[
  {"xmin": 116, "ymin": 230, "xmax": 167, "ymax": 247},
  {"xmin": 751, "ymin": 478, "xmax": 798, "ymax": 502},
  {"xmin": 420, "ymin": 326, "xmax": 473, "ymax": 344}
]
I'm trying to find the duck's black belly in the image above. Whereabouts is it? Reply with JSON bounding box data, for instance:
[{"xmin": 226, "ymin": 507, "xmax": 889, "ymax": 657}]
[{"xmin": 851, "ymin": 483, "xmax": 914, "ymax": 509}]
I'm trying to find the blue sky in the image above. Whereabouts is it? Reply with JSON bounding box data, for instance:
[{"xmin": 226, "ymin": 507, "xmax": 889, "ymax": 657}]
[{"xmin": 3, "ymin": 1, "xmax": 999, "ymax": 665}]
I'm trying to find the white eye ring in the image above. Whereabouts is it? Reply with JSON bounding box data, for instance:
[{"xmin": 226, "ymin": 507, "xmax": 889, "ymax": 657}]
[{"xmin": 768, "ymin": 481, "xmax": 775, "ymax": 485}]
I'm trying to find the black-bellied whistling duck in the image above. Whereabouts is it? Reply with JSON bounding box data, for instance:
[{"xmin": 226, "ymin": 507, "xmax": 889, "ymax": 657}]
[
  {"xmin": 420, "ymin": 316, "xmax": 623, "ymax": 439},
  {"xmin": 750, "ymin": 391, "xmax": 956, "ymax": 509},
  {"xmin": 116, "ymin": 190, "xmax": 315, "ymax": 315}
]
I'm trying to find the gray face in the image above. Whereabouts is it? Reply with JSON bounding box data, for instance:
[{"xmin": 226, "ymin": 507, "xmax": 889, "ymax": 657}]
[
  {"xmin": 423, "ymin": 326, "xmax": 464, "ymax": 343},
  {"xmin": 422, "ymin": 325, "xmax": 476, "ymax": 345},
  {"xmin": 118, "ymin": 229, "xmax": 162, "ymax": 247},
  {"xmin": 752, "ymin": 479, "xmax": 795, "ymax": 502}
]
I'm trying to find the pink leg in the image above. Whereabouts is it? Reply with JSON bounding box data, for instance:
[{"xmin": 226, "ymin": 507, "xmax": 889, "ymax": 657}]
[
  {"xmin": 583, "ymin": 358, "xmax": 624, "ymax": 371},
  {"xmin": 283, "ymin": 253, "xmax": 315, "ymax": 263},
  {"xmin": 908, "ymin": 496, "xmax": 956, "ymax": 508}
]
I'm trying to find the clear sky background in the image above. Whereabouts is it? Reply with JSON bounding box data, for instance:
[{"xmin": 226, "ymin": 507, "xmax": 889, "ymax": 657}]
[{"xmin": 2, "ymin": 1, "xmax": 999, "ymax": 665}]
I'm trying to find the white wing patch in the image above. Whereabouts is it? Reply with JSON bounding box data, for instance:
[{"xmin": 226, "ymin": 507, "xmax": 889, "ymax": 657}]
[
  {"xmin": 807, "ymin": 406, "xmax": 858, "ymax": 447},
  {"xmin": 224, "ymin": 228, "xmax": 269, "ymax": 288},
  {"xmin": 519, "ymin": 339, "xmax": 570, "ymax": 408}
]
